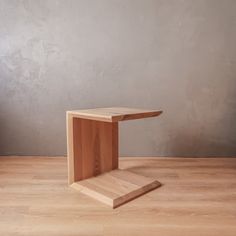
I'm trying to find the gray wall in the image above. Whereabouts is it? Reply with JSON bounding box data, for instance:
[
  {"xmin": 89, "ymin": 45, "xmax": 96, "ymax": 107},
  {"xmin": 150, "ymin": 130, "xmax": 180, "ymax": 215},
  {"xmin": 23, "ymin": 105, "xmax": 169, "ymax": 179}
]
[{"xmin": 0, "ymin": 0, "xmax": 236, "ymax": 157}]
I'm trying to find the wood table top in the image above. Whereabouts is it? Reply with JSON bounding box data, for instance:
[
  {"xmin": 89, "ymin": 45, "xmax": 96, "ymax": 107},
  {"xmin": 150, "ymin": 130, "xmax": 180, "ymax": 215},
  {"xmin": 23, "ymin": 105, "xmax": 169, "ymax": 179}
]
[{"xmin": 67, "ymin": 107, "xmax": 162, "ymax": 122}]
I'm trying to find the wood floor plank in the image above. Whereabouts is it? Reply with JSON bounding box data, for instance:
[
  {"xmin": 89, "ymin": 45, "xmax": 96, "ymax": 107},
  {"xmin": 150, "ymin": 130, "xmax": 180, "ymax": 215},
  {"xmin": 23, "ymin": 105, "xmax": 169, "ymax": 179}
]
[{"xmin": 0, "ymin": 156, "xmax": 236, "ymax": 235}]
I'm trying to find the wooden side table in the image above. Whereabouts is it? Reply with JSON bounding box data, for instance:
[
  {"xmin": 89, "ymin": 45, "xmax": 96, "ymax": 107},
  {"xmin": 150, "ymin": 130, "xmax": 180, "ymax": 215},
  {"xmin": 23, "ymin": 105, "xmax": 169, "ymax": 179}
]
[{"xmin": 67, "ymin": 107, "xmax": 162, "ymax": 208}]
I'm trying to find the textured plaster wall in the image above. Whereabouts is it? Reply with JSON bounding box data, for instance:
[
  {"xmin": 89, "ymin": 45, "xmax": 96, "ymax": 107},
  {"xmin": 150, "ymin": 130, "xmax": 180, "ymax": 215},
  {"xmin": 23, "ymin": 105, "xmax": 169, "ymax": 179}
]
[{"xmin": 0, "ymin": 0, "xmax": 236, "ymax": 156}]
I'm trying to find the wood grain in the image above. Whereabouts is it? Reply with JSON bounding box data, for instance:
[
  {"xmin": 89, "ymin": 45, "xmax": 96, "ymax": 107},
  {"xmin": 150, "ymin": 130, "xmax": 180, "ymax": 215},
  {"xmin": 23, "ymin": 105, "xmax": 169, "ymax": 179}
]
[
  {"xmin": 67, "ymin": 108, "xmax": 162, "ymax": 207},
  {"xmin": 67, "ymin": 107, "xmax": 162, "ymax": 122},
  {"xmin": 67, "ymin": 116, "xmax": 118, "ymax": 184},
  {"xmin": 0, "ymin": 156, "xmax": 236, "ymax": 235},
  {"xmin": 71, "ymin": 169, "xmax": 161, "ymax": 208}
]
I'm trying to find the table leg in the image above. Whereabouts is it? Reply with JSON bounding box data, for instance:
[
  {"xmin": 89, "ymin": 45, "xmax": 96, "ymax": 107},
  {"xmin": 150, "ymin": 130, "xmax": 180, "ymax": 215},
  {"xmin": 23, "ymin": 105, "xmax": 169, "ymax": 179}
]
[{"xmin": 67, "ymin": 114, "xmax": 118, "ymax": 184}]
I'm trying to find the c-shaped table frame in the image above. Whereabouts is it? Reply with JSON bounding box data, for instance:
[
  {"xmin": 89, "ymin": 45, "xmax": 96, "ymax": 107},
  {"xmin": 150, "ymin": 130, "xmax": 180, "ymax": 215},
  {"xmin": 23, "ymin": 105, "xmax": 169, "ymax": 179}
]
[{"xmin": 67, "ymin": 107, "xmax": 162, "ymax": 208}]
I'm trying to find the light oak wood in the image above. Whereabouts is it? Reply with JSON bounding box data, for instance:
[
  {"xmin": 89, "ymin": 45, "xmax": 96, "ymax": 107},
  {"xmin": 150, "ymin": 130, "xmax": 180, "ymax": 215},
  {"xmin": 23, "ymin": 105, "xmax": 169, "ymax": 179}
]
[
  {"xmin": 67, "ymin": 107, "xmax": 162, "ymax": 122},
  {"xmin": 67, "ymin": 107, "xmax": 162, "ymax": 207},
  {"xmin": 1, "ymin": 156, "xmax": 236, "ymax": 236},
  {"xmin": 67, "ymin": 115, "xmax": 118, "ymax": 184},
  {"xmin": 71, "ymin": 169, "xmax": 161, "ymax": 208}
]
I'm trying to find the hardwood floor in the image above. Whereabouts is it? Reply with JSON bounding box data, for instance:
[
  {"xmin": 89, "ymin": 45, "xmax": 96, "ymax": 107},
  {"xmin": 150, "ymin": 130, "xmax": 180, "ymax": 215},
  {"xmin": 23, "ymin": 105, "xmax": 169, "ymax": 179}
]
[{"xmin": 0, "ymin": 156, "xmax": 236, "ymax": 236}]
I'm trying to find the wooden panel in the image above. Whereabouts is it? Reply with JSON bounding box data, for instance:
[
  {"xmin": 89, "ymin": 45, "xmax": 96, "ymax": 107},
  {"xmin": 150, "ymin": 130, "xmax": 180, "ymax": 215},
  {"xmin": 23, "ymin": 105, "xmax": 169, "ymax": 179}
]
[
  {"xmin": 71, "ymin": 169, "xmax": 161, "ymax": 208},
  {"xmin": 67, "ymin": 113, "xmax": 73, "ymax": 184},
  {"xmin": 72, "ymin": 116, "xmax": 83, "ymax": 182},
  {"xmin": 67, "ymin": 107, "xmax": 162, "ymax": 122},
  {"xmin": 67, "ymin": 114, "xmax": 118, "ymax": 184}
]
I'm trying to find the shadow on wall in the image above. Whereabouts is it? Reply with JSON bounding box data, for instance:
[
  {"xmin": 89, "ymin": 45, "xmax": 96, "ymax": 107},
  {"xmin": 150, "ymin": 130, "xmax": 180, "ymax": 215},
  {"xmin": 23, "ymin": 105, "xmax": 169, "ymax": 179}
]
[
  {"xmin": 167, "ymin": 130, "xmax": 236, "ymax": 157},
  {"xmin": 165, "ymin": 98, "xmax": 236, "ymax": 157},
  {"xmin": 161, "ymin": 74, "xmax": 236, "ymax": 157}
]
